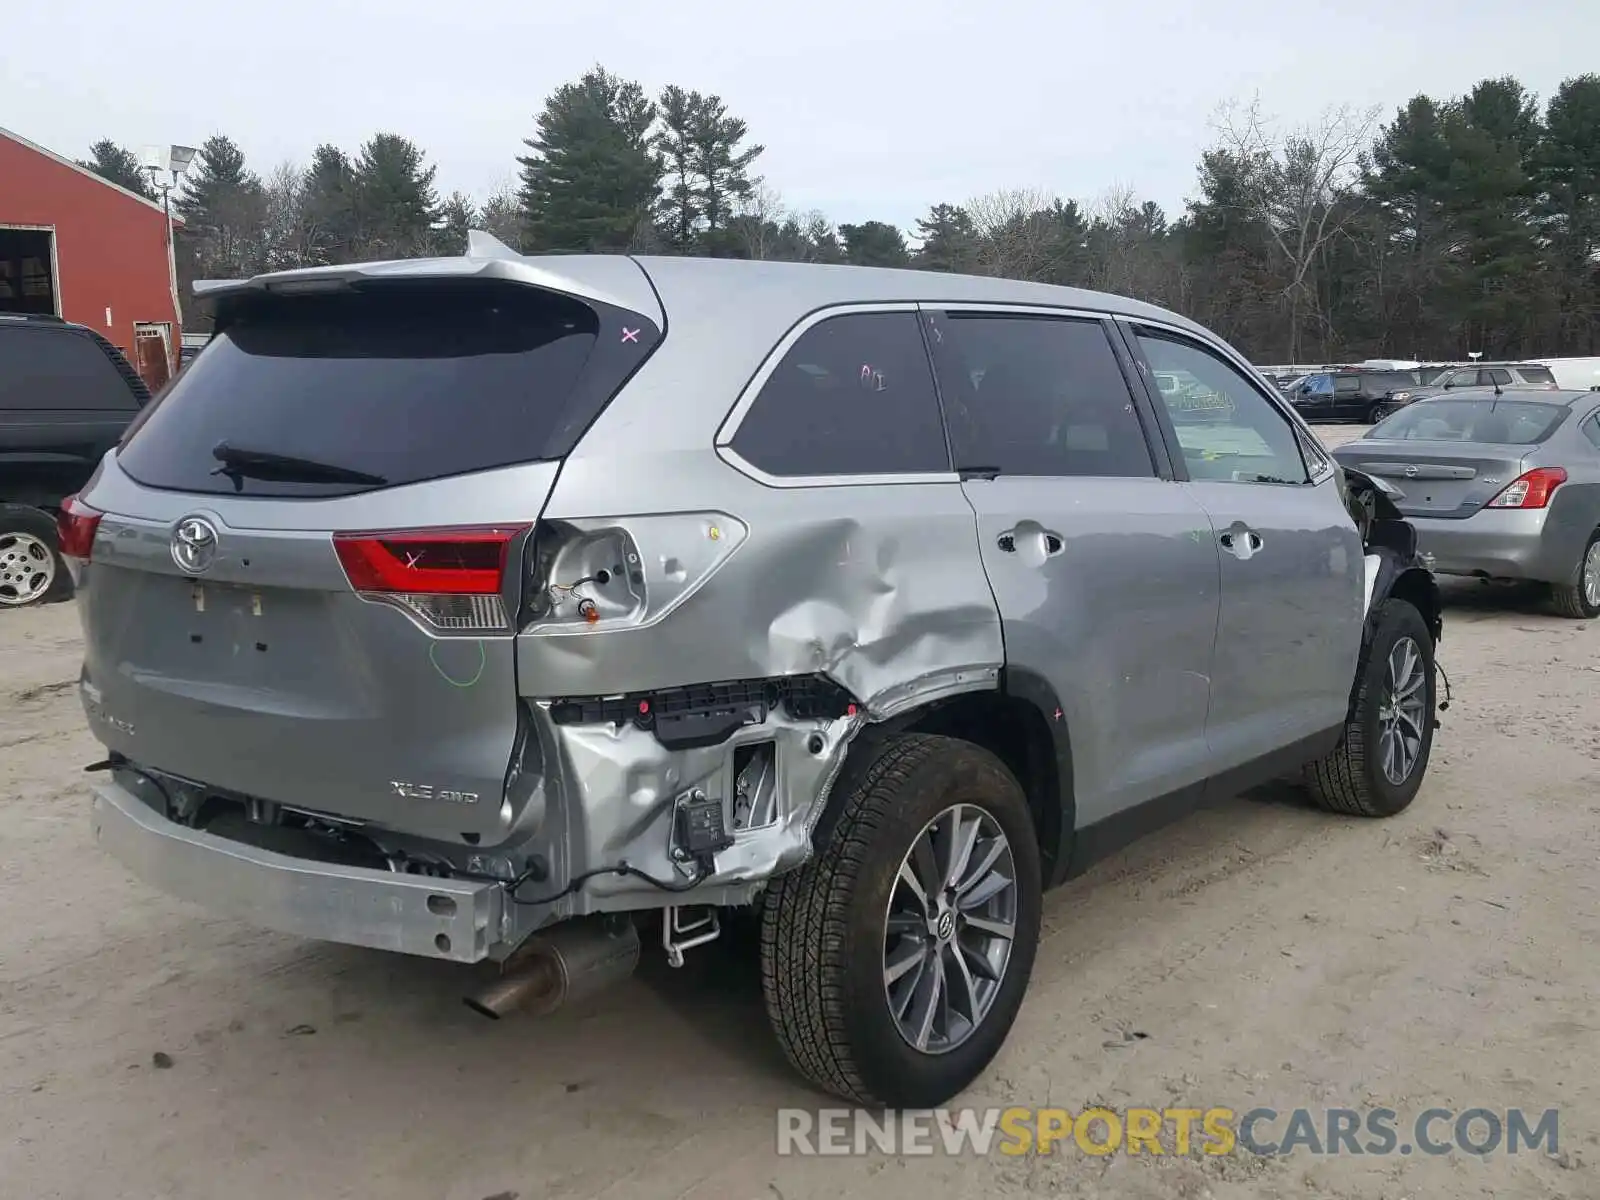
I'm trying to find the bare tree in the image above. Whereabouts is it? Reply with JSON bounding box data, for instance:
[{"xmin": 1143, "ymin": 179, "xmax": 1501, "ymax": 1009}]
[
  {"xmin": 964, "ymin": 187, "xmax": 1060, "ymax": 279},
  {"xmin": 261, "ymin": 161, "xmax": 313, "ymax": 269},
  {"xmin": 731, "ymin": 181, "xmax": 788, "ymax": 260},
  {"xmin": 1210, "ymin": 96, "xmax": 1380, "ymax": 361}
]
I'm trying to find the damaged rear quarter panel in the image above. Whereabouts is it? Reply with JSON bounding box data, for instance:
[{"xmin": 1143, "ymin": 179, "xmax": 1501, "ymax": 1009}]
[{"xmin": 509, "ymin": 277, "xmax": 1006, "ymax": 912}]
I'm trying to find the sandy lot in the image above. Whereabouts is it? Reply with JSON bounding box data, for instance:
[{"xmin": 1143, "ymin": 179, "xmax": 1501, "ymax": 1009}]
[{"xmin": 4, "ymin": 426, "xmax": 1597, "ymax": 1199}]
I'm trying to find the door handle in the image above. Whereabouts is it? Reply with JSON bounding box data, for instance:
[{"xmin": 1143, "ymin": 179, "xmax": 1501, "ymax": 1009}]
[
  {"xmin": 1218, "ymin": 529, "xmax": 1264, "ymax": 560},
  {"xmin": 997, "ymin": 525, "xmax": 1065, "ymax": 557}
]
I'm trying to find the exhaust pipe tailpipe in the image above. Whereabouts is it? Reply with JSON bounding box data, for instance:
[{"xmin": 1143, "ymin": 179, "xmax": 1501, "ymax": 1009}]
[{"xmin": 465, "ymin": 917, "xmax": 640, "ymax": 1020}]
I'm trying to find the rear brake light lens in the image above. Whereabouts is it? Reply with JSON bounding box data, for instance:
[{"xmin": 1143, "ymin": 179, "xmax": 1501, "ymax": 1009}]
[
  {"xmin": 332, "ymin": 525, "xmax": 529, "ymax": 634},
  {"xmin": 57, "ymin": 495, "xmax": 103, "ymax": 560},
  {"xmin": 1487, "ymin": 466, "xmax": 1566, "ymax": 509}
]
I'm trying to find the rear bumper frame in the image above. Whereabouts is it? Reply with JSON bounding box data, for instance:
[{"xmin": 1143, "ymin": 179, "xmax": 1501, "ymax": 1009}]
[{"xmin": 91, "ymin": 779, "xmax": 504, "ymax": 963}]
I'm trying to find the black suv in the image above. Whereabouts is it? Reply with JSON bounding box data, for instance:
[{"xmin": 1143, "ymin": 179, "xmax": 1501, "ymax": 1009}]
[
  {"xmin": 0, "ymin": 315, "xmax": 150, "ymax": 607},
  {"xmin": 1288, "ymin": 367, "xmax": 1421, "ymax": 423}
]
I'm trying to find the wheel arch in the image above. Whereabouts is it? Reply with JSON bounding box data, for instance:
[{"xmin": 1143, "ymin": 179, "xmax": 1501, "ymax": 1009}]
[
  {"xmin": 1374, "ymin": 557, "xmax": 1442, "ymax": 647},
  {"xmin": 841, "ymin": 669, "xmax": 1074, "ymax": 888}
]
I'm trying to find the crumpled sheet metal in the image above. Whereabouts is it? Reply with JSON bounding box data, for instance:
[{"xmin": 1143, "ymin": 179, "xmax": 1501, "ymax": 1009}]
[{"xmin": 506, "ymin": 481, "xmax": 1006, "ymax": 937}]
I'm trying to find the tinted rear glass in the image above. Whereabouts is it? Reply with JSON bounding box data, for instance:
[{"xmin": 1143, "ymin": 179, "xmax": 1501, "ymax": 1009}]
[
  {"xmin": 0, "ymin": 325, "xmax": 142, "ymax": 412},
  {"xmin": 116, "ymin": 281, "xmax": 647, "ymax": 497},
  {"xmin": 1373, "ymin": 399, "xmax": 1568, "ymax": 444},
  {"xmin": 1518, "ymin": 365, "xmax": 1556, "ymax": 385}
]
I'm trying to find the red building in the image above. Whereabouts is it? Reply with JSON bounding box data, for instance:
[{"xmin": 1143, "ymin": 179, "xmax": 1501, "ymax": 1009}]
[{"xmin": 0, "ymin": 126, "xmax": 183, "ymax": 389}]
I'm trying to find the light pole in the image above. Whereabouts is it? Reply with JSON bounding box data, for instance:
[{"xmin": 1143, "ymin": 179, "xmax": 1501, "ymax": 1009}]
[{"xmin": 140, "ymin": 143, "xmax": 197, "ymax": 371}]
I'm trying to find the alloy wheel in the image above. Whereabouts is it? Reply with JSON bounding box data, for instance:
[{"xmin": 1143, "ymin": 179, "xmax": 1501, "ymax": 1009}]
[
  {"xmin": 0, "ymin": 532, "xmax": 55, "ymax": 607},
  {"xmin": 882, "ymin": 803, "xmax": 1018, "ymax": 1055},
  {"xmin": 1377, "ymin": 636, "xmax": 1428, "ymax": 786}
]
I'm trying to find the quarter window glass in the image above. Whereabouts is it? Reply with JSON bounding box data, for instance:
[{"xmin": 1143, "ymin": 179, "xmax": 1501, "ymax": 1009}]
[
  {"xmin": 1520, "ymin": 365, "xmax": 1556, "ymax": 385},
  {"xmin": 930, "ymin": 314, "xmax": 1155, "ymax": 478},
  {"xmin": 1135, "ymin": 331, "xmax": 1310, "ymax": 485},
  {"xmin": 729, "ymin": 312, "xmax": 949, "ymax": 476}
]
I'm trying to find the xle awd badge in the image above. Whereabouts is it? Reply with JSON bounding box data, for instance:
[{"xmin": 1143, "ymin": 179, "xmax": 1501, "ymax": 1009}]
[
  {"xmin": 171, "ymin": 516, "xmax": 220, "ymax": 575},
  {"xmin": 390, "ymin": 781, "xmax": 480, "ymax": 805}
]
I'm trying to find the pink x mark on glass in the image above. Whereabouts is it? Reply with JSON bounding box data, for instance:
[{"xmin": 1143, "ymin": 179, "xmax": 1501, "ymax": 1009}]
[{"xmin": 621, "ymin": 327, "xmax": 640, "ymax": 343}]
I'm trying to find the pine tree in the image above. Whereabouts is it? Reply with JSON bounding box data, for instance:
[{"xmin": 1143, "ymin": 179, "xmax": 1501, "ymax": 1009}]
[
  {"xmin": 839, "ymin": 221, "xmax": 910, "ymax": 267},
  {"xmin": 79, "ymin": 140, "xmax": 155, "ymax": 199},
  {"xmin": 350, "ymin": 133, "xmax": 441, "ymax": 260},
  {"xmin": 913, "ymin": 204, "xmax": 977, "ymax": 273},
  {"xmin": 435, "ymin": 192, "xmax": 478, "ymax": 256},
  {"xmin": 300, "ymin": 144, "xmax": 359, "ymax": 264},
  {"xmin": 174, "ymin": 134, "xmax": 267, "ymax": 278},
  {"xmin": 519, "ymin": 65, "xmax": 660, "ymax": 252}
]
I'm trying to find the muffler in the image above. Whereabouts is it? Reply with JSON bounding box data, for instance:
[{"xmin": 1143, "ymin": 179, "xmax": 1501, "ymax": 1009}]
[{"xmin": 464, "ymin": 916, "xmax": 640, "ymax": 1019}]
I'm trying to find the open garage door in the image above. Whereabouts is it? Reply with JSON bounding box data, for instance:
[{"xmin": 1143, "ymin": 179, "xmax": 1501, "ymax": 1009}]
[{"xmin": 0, "ymin": 227, "xmax": 59, "ymax": 317}]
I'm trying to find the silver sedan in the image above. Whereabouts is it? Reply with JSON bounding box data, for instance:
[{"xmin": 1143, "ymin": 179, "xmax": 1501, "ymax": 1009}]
[{"xmin": 1330, "ymin": 388, "xmax": 1600, "ymax": 618}]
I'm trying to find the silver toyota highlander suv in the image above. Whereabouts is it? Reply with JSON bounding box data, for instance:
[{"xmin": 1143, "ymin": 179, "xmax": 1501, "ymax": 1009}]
[{"xmin": 67, "ymin": 233, "xmax": 1444, "ymax": 1108}]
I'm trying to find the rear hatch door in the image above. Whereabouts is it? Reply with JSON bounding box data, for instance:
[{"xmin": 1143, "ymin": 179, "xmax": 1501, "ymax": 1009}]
[{"xmin": 75, "ymin": 266, "xmax": 662, "ymax": 844}]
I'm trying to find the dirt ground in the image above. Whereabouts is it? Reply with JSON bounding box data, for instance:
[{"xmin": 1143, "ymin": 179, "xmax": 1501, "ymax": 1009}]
[{"xmin": 4, "ymin": 424, "xmax": 1598, "ymax": 1199}]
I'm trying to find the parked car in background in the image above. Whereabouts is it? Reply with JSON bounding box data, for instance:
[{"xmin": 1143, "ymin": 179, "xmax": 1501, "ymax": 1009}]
[
  {"xmin": 70, "ymin": 240, "xmax": 1442, "ymax": 1109},
  {"xmin": 1331, "ymin": 388, "xmax": 1600, "ymax": 617},
  {"xmin": 1420, "ymin": 363, "xmax": 1559, "ymax": 395},
  {"xmin": 1289, "ymin": 367, "xmax": 1421, "ymax": 423},
  {"xmin": 0, "ymin": 313, "xmax": 150, "ymax": 606}
]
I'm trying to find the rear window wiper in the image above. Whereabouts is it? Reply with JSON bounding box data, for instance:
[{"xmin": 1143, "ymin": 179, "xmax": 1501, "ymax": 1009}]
[{"xmin": 211, "ymin": 441, "xmax": 388, "ymax": 487}]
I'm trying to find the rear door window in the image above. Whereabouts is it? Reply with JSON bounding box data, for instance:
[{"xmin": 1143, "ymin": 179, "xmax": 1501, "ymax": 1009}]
[
  {"xmin": 116, "ymin": 281, "xmax": 657, "ymax": 497},
  {"xmin": 1334, "ymin": 375, "xmax": 1362, "ymax": 395},
  {"xmin": 926, "ymin": 313, "xmax": 1156, "ymax": 478},
  {"xmin": 0, "ymin": 325, "xmax": 142, "ymax": 412},
  {"xmin": 1487, "ymin": 368, "xmax": 1514, "ymax": 386},
  {"xmin": 728, "ymin": 311, "xmax": 949, "ymax": 477}
]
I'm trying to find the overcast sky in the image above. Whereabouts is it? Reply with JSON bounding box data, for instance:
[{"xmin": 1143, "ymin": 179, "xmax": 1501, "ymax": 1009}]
[{"xmin": 5, "ymin": 0, "xmax": 1596, "ymax": 233}]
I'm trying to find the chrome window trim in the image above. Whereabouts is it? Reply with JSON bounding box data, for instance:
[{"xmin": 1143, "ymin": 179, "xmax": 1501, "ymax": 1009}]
[
  {"xmin": 715, "ymin": 445, "xmax": 960, "ymax": 490},
  {"xmin": 917, "ymin": 301, "xmax": 1118, "ymax": 322}
]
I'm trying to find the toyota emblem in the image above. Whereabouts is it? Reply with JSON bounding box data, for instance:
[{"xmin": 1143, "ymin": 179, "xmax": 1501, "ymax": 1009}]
[{"xmin": 171, "ymin": 516, "xmax": 219, "ymax": 575}]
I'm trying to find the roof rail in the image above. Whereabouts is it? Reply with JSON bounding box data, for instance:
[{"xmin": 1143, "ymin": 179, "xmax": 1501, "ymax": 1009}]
[{"xmin": 0, "ymin": 311, "xmax": 66, "ymax": 324}]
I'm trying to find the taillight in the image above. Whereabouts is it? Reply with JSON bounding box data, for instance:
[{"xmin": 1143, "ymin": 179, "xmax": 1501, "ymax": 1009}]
[
  {"xmin": 1487, "ymin": 466, "xmax": 1566, "ymax": 509},
  {"xmin": 57, "ymin": 495, "xmax": 104, "ymax": 560},
  {"xmin": 332, "ymin": 525, "xmax": 529, "ymax": 634}
]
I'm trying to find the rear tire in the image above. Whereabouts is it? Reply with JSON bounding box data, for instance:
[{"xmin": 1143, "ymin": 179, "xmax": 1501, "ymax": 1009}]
[
  {"xmin": 0, "ymin": 505, "xmax": 71, "ymax": 609},
  {"xmin": 1369, "ymin": 402, "xmax": 1395, "ymax": 424},
  {"xmin": 1549, "ymin": 530, "xmax": 1600, "ymax": 620},
  {"xmin": 1306, "ymin": 598, "xmax": 1436, "ymax": 818},
  {"xmin": 759, "ymin": 733, "xmax": 1042, "ymax": 1108}
]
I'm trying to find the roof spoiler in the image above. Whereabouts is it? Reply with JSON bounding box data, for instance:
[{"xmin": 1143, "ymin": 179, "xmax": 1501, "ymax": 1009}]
[{"xmin": 190, "ymin": 234, "xmax": 641, "ymax": 313}]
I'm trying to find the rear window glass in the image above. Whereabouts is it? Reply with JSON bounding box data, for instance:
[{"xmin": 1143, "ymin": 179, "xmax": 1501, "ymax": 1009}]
[
  {"xmin": 0, "ymin": 325, "xmax": 142, "ymax": 412},
  {"xmin": 1518, "ymin": 365, "xmax": 1556, "ymax": 385},
  {"xmin": 1373, "ymin": 400, "xmax": 1568, "ymax": 445},
  {"xmin": 116, "ymin": 281, "xmax": 652, "ymax": 497}
]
